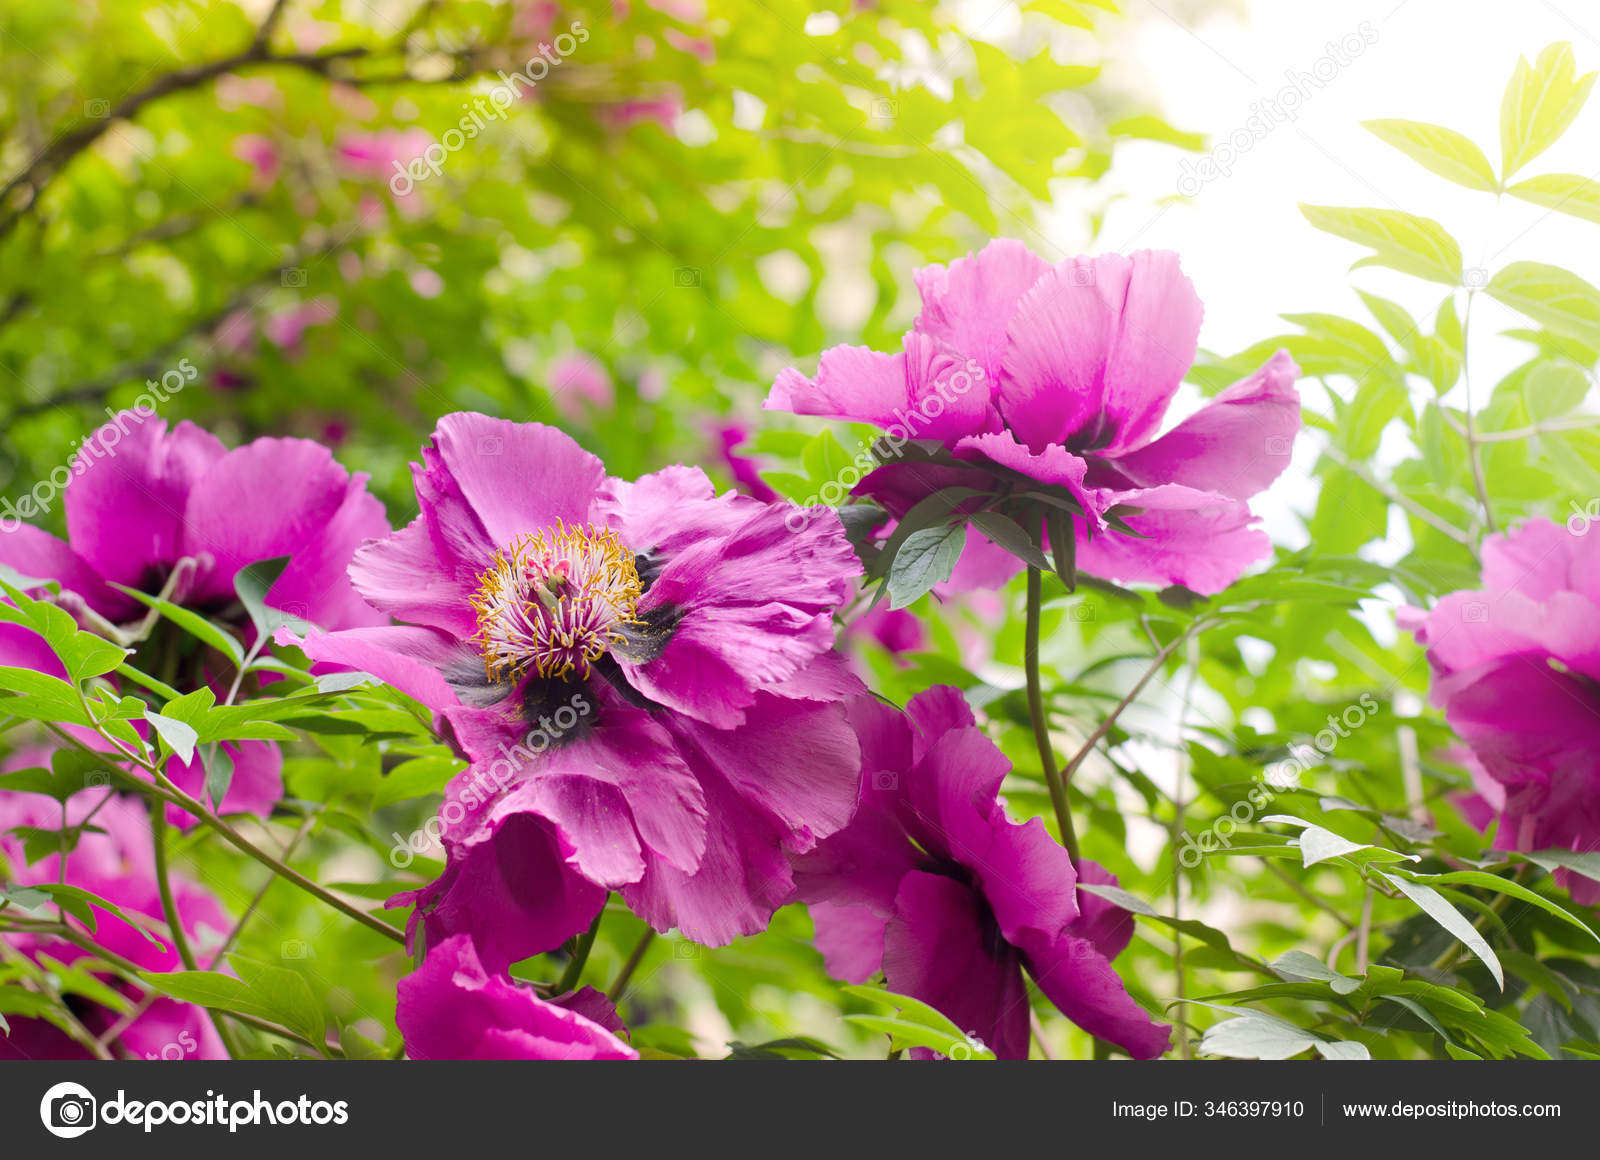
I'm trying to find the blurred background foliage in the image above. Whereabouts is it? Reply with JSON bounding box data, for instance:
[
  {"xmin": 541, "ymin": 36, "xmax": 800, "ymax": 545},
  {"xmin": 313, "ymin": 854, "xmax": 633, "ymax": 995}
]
[{"xmin": 0, "ymin": 0, "xmax": 1195, "ymax": 505}]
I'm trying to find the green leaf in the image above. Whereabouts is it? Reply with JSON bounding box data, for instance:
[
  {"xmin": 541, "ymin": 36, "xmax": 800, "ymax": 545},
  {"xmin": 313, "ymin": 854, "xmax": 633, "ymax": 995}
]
[
  {"xmin": 1363, "ymin": 119, "xmax": 1499, "ymax": 191},
  {"xmin": 1522, "ymin": 359, "xmax": 1591, "ymax": 421},
  {"xmin": 1500, "ymin": 42, "xmax": 1596, "ymax": 179},
  {"xmin": 1043, "ymin": 505, "xmax": 1077, "ymax": 590},
  {"xmin": 966, "ymin": 511, "xmax": 1050, "ymax": 571},
  {"xmin": 142, "ymin": 956, "xmax": 326, "ymax": 1053},
  {"xmin": 339, "ymin": 1025, "xmax": 389, "ymax": 1060},
  {"xmin": 23, "ymin": 884, "xmax": 166, "ymax": 949},
  {"xmin": 866, "ymin": 486, "xmax": 988, "ymax": 582},
  {"xmin": 205, "ymin": 746, "xmax": 234, "ymax": 808},
  {"xmin": 1412, "ymin": 869, "xmax": 1599, "ymax": 943},
  {"xmin": 841, "ymin": 985, "xmax": 995, "ymax": 1059},
  {"xmin": 1299, "ymin": 204, "xmax": 1463, "ymax": 285},
  {"xmin": 0, "ymin": 667, "xmax": 89, "ymax": 724},
  {"xmin": 112, "ymin": 585, "xmax": 245, "ymax": 666},
  {"xmin": 56, "ymin": 635, "xmax": 129, "ymax": 684},
  {"xmin": 235, "ymin": 556, "xmax": 309, "ymax": 639},
  {"xmin": 1485, "ymin": 261, "xmax": 1600, "ymax": 349},
  {"xmin": 1506, "ymin": 173, "xmax": 1600, "ymax": 226},
  {"xmin": 113, "ymin": 664, "xmax": 183, "ymax": 702},
  {"xmin": 1271, "ymin": 950, "xmax": 1362, "ymax": 995},
  {"xmin": 1296, "ymin": 823, "xmax": 1369, "ymax": 867},
  {"xmin": 886, "ymin": 523, "xmax": 966, "ymax": 610},
  {"xmin": 1382, "ymin": 872, "xmax": 1503, "ymax": 988},
  {"xmin": 144, "ymin": 708, "xmax": 198, "ymax": 763},
  {"xmin": 1523, "ymin": 848, "xmax": 1600, "ymax": 887}
]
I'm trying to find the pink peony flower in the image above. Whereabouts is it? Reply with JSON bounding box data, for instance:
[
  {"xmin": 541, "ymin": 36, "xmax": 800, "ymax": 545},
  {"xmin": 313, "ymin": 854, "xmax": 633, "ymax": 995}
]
[
  {"xmin": 767, "ymin": 240, "xmax": 1301, "ymax": 595},
  {"xmin": 0, "ymin": 414, "xmax": 389, "ymax": 825},
  {"xmin": 1400, "ymin": 518, "xmax": 1600, "ymax": 902},
  {"xmin": 794, "ymin": 688, "xmax": 1170, "ymax": 1059},
  {"xmin": 289, "ymin": 414, "xmax": 864, "ymax": 963},
  {"xmin": 397, "ymin": 935, "xmax": 636, "ymax": 1059}
]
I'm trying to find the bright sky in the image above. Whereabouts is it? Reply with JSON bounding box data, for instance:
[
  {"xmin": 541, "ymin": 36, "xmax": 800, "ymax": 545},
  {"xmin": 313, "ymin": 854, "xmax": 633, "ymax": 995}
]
[
  {"xmin": 1094, "ymin": 0, "xmax": 1600, "ymax": 355},
  {"xmin": 1049, "ymin": 0, "xmax": 1600, "ymax": 559}
]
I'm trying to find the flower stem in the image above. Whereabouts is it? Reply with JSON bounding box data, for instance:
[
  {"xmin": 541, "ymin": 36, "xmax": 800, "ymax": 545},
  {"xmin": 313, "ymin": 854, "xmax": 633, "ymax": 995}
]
[
  {"xmin": 556, "ymin": 907, "xmax": 604, "ymax": 993},
  {"xmin": 1460, "ymin": 290, "xmax": 1497, "ymax": 534},
  {"xmin": 149, "ymin": 800, "xmax": 200, "ymax": 973},
  {"xmin": 608, "ymin": 929, "xmax": 655, "ymax": 1004},
  {"xmin": 1025, "ymin": 567, "xmax": 1079, "ymax": 862}
]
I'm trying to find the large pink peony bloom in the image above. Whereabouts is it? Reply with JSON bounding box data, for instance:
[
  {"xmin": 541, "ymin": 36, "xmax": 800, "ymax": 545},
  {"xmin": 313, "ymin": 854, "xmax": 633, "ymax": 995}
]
[
  {"xmin": 767, "ymin": 240, "xmax": 1301, "ymax": 594},
  {"xmin": 793, "ymin": 688, "xmax": 1171, "ymax": 1060},
  {"xmin": 0, "ymin": 778, "xmax": 230, "ymax": 1060},
  {"xmin": 397, "ymin": 935, "xmax": 636, "ymax": 1060},
  {"xmin": 291, "ymin": 414, "xmax": 864, "ymax": 966},
  {"xmin": 1400, "ymin": 518, "xmax": 1600, "ymax": 902},
  {"xmin": 0, "ymin": 413, "xmax": 389, "ymax": 825}
]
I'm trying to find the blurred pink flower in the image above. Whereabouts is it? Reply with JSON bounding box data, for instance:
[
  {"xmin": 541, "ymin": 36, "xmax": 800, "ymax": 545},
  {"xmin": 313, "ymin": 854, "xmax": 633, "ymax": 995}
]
[
  {"xmin": 599, "ymin": 94, "xmax": 683, "ymax": 133},
  {"xmin": 548, "ymin": 352, "xmax": 615, "ymax": 418},
  {"xmin": 231, "ymin": 134, "xmax": 280, "ymax": 188},
  {"xmin": 263, "ymin": 296, "xmax": 339, "ymax": 354}
]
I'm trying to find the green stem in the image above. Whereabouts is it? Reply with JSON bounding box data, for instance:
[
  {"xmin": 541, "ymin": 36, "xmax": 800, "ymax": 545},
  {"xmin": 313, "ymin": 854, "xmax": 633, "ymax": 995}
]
[
  {"xmin": 1025, "ymin": 567, "xmax": 1079, "ymax": 862},
  {"xmin": 149, "ymin": 800, "xmax": 199, "ymax": 972},
  {"xmin": 608, "ymin": 930, "xmax": 655, "ymax": 1004},
  {"xmin": 556, "ymin": 907, "xmax": 604, "ymax": 993},
  {"xmin": 1459, "ymin": 290, "xmax": 1496, "ymax": 534}
]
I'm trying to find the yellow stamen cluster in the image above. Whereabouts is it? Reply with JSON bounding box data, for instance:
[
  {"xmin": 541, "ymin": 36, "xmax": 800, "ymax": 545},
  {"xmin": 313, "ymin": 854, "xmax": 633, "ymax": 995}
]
[{"xmin": 469, "ymin": 521, "xmax": 642, "ymax": 684}]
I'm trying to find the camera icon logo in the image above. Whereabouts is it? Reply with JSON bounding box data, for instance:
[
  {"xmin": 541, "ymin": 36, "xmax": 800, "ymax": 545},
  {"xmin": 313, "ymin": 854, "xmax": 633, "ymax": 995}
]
[
  {"xmin": 40, "ymin": 1081, "xmax": 97, "ymax": 1139},
  {"xmin": 281, "ymin": 938, "xmax": 314, "ymax": 960},
  {"xmin": 1070, "ymin": 602, "xmax": 1096, "ymax": 623},
  {"xmin": 673, "ymin": 266, "xmax": 701, "ymax": 288},
  {"xmin": 84, "ymin": 98, "xmax": 110, "ymax": 119},
  {"xmin": 672, "ymin": 941, "xmax": 701, "ymax": 960},
  {"xmin": 871, "ymin": 770, "xmax": 899, "ymax": 791},
  {"xmin": 85, "ymin": 770, "xmax": 112, "ymax": 789},
  {"xmin": 1462, "ymin": 601, "xmax": 1489, "ymax": 623},
  {"xmin": 281, "ymin": 267, "xmax": 308, "ymax": 288},
  {"xmin": 1265, "ymin": 434, "xmax": 1292, "ymax": 456}
]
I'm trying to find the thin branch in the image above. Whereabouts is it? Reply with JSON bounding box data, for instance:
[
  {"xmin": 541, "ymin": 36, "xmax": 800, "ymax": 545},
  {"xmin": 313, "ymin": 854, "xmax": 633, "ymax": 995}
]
[
  {"xmin": 0, "ymin": 39, "xmax": 370, "ymax": 241},
  {"xmin": 1059, "ymin": 619, "xmax": 1209, "ymax": 788},
  {"xmin": 1025, "ymin": 566, "xmax": 1079, "ymax": 861},
  {"xmin": 607, "ymin": 930, "xmax": 655, "ymax": 1004},
  {"xmin": 1321, "ymin": 443, "xmax": 1476, "ymax": 551},
  {"xmin": 1459, "ymin": 291, "xmax": 1496, "ymax": 533}
]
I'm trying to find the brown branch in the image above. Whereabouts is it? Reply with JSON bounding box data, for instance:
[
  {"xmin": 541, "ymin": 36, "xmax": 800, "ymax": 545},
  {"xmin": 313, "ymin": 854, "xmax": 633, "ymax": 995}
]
[{"xmin": 0, "ymin": 45, "xmax": 370, "ymax": 242}]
